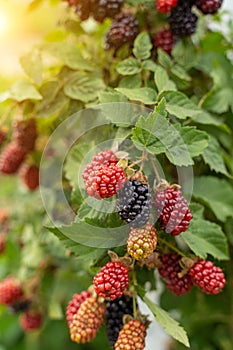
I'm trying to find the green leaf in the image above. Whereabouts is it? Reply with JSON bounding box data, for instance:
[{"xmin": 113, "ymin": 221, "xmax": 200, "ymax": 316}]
[
  {"xmin": 46, "ymin": 226, "xmax": 107, "ymax": 265},
  {"xmin": 154, "ymin": 66, "xmax": 177, "ymax": 93},
  {"xmin": 64, "ymin": 72, "xmax": 105, "ymax": 102},
  {"xmin": 20, "ymin": 49, "xmax": 43, "ymax": 85},
  {"xmin": 117, "ymin": 58, "xmax": 141, "ymax": 75},
  {"xmin": 203, "ymin": 136, "xmax": 230, "ymax": 176},
  {"xmin": 193, "ymin": 176, "xmax": 233, "ymax": 222},
  {"xmin": 99, "ymin": 90, "xmax": 128, "ymax": 103},
  {"xmin": 118, "ymin": 75, "xmax": 141, "ymax": 88},
  {"xmin": 170, "ymin": 64, "xmax": 191, "ymax": 82},
  {"xmin": 9, "ymin": 80, "xmax": 42, "ymax": 101},
  {"xmin": 43, "ymin": 42, "xmax": 95, "ymax": 71},
  {"xmin": 157, "ymin": 48, "xmax": 173, "ymax": 69},
  {"xmin": 181, "ymin": 218, "xmax": 229, "ymax": 260},
  {"xmin": 47, "ymin": 220, "xmax": 128, "ymax": 249},
  {"xmin": 174, "ymin": 124, "xmax": 209, "ymax": 158},
  {"xmin": 159, "ymin": 91, "xmax": 221, "ymax": 125},
  {"xmin": 133, "ymin": 32, "xmax": 152, "ymax": 60},
  {"xmin": 155, "ymin": 98, "xmax": 167, "ymax": 117},
  {"xmin": 115, "ymin": 87, "xmax": 157, "ymax": 105},
  {"xmin": 142, "ymin": 295, "xmax": 190, "ymax": 347},
  {"xmin": 131, "ymin": 111, "xmax": 193, "ymax": 166},
  {"xmin": 142, "ymin": 60, "xmax": 158, "ymax": 72}
]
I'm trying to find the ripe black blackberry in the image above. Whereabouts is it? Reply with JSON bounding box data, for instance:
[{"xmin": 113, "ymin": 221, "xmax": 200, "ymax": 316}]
[
  {"xmin": 9, "ymin": 300, "xmax": 31, "ymax": 314},
  {"xmin": 74, "ymin": 0, "xmax": 93, "ymax": 21},
  {"xmin": 168, "ymin": 2, "xmax": 198, "ymax": 37},
  {"xmin": 92, "ymin": 0, "xmax": 124, "ymax": 23},
  {"xmin": 105, "ymin": 295, "xmax": 134, "ymax": 347},
  {"xmin": 104, "ymin": 13, "xmax": 139, "ymax": 50},
  {"xmin": 196, "ymin": 0, "xmax": 223, "ymax": 14},
  {"xmin": 117, "ymin": 180, "xmax": 151, "ymax": 228}
]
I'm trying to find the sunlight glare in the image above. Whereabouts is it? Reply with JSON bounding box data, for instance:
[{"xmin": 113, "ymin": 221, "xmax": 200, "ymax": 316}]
[{"xmin": 0, "ymin": 11, "xmax": 9, "ymax": 35}]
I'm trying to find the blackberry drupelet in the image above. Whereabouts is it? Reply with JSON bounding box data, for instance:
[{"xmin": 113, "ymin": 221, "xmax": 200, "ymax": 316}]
[
  {"xmin": 104, "ymin": 13, "xmax": 139, "ymax": 50},
  {"xmin": 74, "ymin": 0, "xmax": 93, "ymax": 21},
  {"xmin": 92, "ymin": 0, "xmax": 124, "ymax": 23},
  {"xmin": 114, "ymin": 319, "xmax": 147, "ymax": 350},
  {"xmin": 117, "ymin": 180, "xmax": 151, "ymax": 228},
  {"xmin": 168, "ymin": 2, "xmax": 198, "ymax": 37},
  {"xmin": 105, "ymin": 295, "xmax": 134, "ymax": 347}
]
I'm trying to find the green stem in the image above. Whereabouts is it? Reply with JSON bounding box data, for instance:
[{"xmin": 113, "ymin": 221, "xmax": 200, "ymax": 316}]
[
  {"xmin": 159, "ymin": 237, "xmax": 186, "ymax": 258},
  {"xmin": 151, "ymin": 158, "xmax": 161, "ymax": 183},
  {"xmin": 139, "ymin": 149, "xmax": 147, "ymax": 172}
]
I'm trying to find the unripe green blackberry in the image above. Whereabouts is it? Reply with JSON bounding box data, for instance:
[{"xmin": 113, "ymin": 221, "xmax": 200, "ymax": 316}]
[
  {"xmin": 127, "ymin": 223, "xmax": 157, "ymax": 260},
  {"xmin": 114, "ymin": 319, "xmax": 147, "ymax": 350}
]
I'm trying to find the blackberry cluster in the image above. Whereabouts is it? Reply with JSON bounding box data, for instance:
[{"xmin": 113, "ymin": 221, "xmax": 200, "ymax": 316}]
[
  {"xmin": 158, "ymin": 254, "xmax": 193, "ymax": 296},
  {"xmin": 105, "ymin": 295, "xmax": 134, "ymax": 346},
  {"xmin": 105, "ymin": 13, "xmax": 139, "ymax": 50},
  {"xmin": 168, "ymin": 2, "xmax": 198, "ymax": 37},
  {"xmin": 66, "ymin": 290, "xmax": 91, "ymax": 325},
  {"xmin": 114, "ymin": 319, "xmax": 147, "ymax": 350},
  {"xmin": 92, "ymin": 0, "xmax": 124, "ymax": 23},
  {"xmin": 196, "ymin": 0, "xmax": 223, "ymax": 14},
  {"xmin": 154, "ymin": 184, "xmax": 192, "ymax": 236},
  {"xmin": 64, "ymin": 0, "xmax": 123, "ymax": 22},
  {"xmin": 117, "ymin": 180, "xmax": 151, "ymax": 228},
  {"xmin": 153, "ymin": 28, "xmax": 175, "ymax": 55}
]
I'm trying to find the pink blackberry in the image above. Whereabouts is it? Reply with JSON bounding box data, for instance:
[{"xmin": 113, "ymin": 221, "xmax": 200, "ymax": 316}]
[
  {"xmin": 0, "ymin": 142, "xmax": 27, "ymax": 174},
  {"xmin": 196, "ymin": 0, "xmax": 223, "ymax": 14},
  {"xmin": 189, "ymin": 259, "xmax": 226, "ymax": 294},
  {"xmin": 158, "ymin": 253, "xmax": 193, "ymax": 296},
  {"xmin": 154, "ymin": 184, "xmax": 192, "ymax": 236},
  {"xmin": 156, "ymin": 0, "xmax": 178, "ymax": 14},
  {"xmin": 93, "ymin": 261, "xmax": 129, "ymax": 300},
  {"xmin": 66, "ymin": 290, "xmax": 91, "ymax": 325},
  {"xmin": 153, "ymin": 28, "xmax": 175, "ymax": 55},
  {"xmin": 104, "ymin": 13, "xmax": 139, "ymax": 50},
  {"xmin": 0, "ymin": 276, "xmax": 23, "ymax": 305}
]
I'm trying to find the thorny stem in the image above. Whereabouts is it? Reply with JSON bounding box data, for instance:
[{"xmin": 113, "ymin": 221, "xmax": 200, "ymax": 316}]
[{"xmin": 159, "ymin": 237, "xmax": 186, "ymax": 258}]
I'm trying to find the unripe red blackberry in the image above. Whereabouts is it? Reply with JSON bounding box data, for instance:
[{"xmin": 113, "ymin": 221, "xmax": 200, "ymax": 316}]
[
  {"xmin": 189, "ymin": 259, "xmax": 226, "ymax": 294},
  {"xmin": 0, "ymin": 209, "xmax": 8, "ymax": 224},
  {"xmin": 19, "ymin": 311, "xmax": 43, "ymax": 332},
  {"xmin": 93, "ymin": 261, "xmax": 129, "ymax": 300},
  {"xmin": 117, "ymin": 180, "xmax": 151, "ymax": 228},
  {"xmin": 158, "ymin": 254, "xmax": 193, "ymax": 296},
  {"xmin": 0, "ymin": 142, "xmax": 26, "ymax": 174},
  {"xmin": 105, "ymin": 295, "xmax": 135, "ymax": 346},
  {"xmin": 20, "ymin": 165, "xmax": 39, "ymax": 191},
  {"xmin": 69, "ymin": 296, "xmax": 105, "ymax": 343},
  {"xmin": 168, "ymin": 2, "xmax": 198, "ymax": 37},
  {"xmin": 196, "ymin": 0, "xmax": 223, "ymax": 14},
  {"xmin": 127, "ymin": 223, "xmax": 158, "ymax": 260},
  {"xmin": 0, "ymin": 129, "xmax": 6, "ymax": 147},
  {"xmin": 114, "ymin": 319, "xmax": 147, "ymax": 350},
  {"xmin": 13, "ymin": 118, "xmax": 37, "ymax": 153},
  {"xmin": 82, "ymin": 149, "xmax": 117, "ymax": 182},
  {"xmin": 105, "ymin": 13, "xmax": 139, "ymax": 50},
  {"xmin": 154, "ymin": 184, "xmax": 192, "ymax": 236},
  {"xmin": 153, "ymin": 28, "xmax": 175, "ymax": 55},
  {"xmin": 156, "ymin": 0, "xmax": 178, "ymax": 14},
  {"xmin": 0, "ymin": 276, "xmax": 23, "ymax": 305},
  {"xmin": 92, "ymin": 0, "xmax": 124, "ymax": 23},
  {"xmin": 66, "ymin": 290, "xmax": 91, "ymax": 325},
  {"xmin": 84, "ymin": 164, "xmax": 126, "ymax": 199}
]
